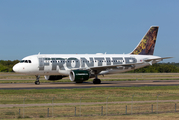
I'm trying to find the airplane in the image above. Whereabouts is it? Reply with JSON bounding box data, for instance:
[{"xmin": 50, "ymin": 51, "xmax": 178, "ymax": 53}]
[{"xmin": 13, "ymin": 26, "xmax": 171, "ymax": 85}]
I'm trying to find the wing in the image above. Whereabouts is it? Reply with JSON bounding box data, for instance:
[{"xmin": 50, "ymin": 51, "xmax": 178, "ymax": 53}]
[
  {"xmin": 88, "ymin": 57, "xmax": 172, "ymax": 71},
  {"xmin": 70, "ymin": 62, "xmax": 143, "ymax": 72},
  {"xmin": 71, "ymin": 57, "xmax": 172, "ymax": 73},
  {"xmin": 88, "ymin": 63, "xmax": 143, "ymax": 72},
  {"xmin": 144, "ymin": 57, "xmax": 172, "ymax": 62}
]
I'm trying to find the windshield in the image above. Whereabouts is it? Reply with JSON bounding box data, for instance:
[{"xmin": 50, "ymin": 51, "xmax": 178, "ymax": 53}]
[{"xmin": 20, "ymin": 60, "xmax": 32, "ymax": 63}]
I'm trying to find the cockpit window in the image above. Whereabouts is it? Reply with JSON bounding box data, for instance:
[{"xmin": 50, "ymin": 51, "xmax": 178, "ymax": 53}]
[
  {"xmin": 20, "ymin": 60, "xmax": 32, "ymax": 63},
  {"xmin": 20, "ymin": 60, "xmax": 24, "ymax": 63}
]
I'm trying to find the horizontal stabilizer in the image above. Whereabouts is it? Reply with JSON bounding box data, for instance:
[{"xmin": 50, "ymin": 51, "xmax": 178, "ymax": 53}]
[{"xmin": 144, "ymin": 57, "xmax": 173, "ymax": 62}]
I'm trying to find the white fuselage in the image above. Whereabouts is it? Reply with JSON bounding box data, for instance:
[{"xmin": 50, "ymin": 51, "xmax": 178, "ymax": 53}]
[{"xmin": 13, "ymin": 53, "xmax": 161, "ymax": 76}]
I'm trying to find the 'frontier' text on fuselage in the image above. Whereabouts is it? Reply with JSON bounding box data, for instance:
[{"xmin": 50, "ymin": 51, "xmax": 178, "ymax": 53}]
[{"xmin": 39, "ymin": 57, "xmax": 137, "ymax": 70}]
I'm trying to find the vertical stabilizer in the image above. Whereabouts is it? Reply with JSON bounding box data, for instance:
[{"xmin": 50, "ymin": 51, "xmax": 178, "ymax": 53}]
[{"xmin": 130, "ymin": 26, "xmax": 159, "ymax": 55}]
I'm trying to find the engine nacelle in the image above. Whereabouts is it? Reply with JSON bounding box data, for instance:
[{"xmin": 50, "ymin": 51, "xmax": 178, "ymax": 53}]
[
  {"xmin": 44, "ymin": 75, "xmax": 64, "ymax": 81},
  {"xmin": 69, "ymin": 70, "xmax": 90, "ymax": 82}
]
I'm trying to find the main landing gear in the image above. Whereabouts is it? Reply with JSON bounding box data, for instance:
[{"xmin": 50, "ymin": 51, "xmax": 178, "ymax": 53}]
[
  {"xmin": 93, "ymin": 74, "xmax": 101, "ymax": 84},
  {"xmin": 35, "ymin": 75, "xmax": 40, "ymax": 85}
]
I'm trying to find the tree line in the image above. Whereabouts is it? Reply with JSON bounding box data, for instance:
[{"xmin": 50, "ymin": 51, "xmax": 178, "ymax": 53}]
[
  {"xmin": 128, "ymin": 63, "xmax": 179, "ymax": 73},
  {"xmin": 0, "ymin": 60, "xmax": 19, "ymax": 72},
  {"xmin": 0, "ymin": 60, "xmax": 179, "ymax": 73}
]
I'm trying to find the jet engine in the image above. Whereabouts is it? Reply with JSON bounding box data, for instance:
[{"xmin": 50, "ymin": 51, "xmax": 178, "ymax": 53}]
[
  {"xmin": 44, "ymin": 75, "xmax": 65, "ymax": 81},
  {"xmin": 69, "ymin": 70, "xmax": 90, "ymax": 83}
]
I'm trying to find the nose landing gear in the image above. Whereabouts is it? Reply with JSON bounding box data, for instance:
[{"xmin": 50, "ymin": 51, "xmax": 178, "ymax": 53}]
[{"xmin": 35, "ymin": 75, "xmax": 40, "ymax": 85}]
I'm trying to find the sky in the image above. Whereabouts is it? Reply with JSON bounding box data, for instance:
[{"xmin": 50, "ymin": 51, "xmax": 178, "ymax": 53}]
[{"xmin": 0, "ymin": 0, "xmax": 179, "ymax": 62}]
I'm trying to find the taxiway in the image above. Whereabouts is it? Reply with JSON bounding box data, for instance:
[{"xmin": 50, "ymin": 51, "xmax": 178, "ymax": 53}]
[{"xmin": 0, "ymin": 80, "xmax": 179, "ymax": 90}]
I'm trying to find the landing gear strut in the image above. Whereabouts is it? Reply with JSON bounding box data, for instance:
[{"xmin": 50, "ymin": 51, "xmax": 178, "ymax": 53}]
[
  {"xmin": 93, "ymin": 73, "xmax": 101, "ymax": 84},
  {"xmin": 35, "ymin": 75, "xmax": 40, "ymax": 85}
]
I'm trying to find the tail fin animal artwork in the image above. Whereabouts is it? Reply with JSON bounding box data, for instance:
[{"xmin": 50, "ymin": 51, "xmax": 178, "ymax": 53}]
[{"xmin": 130, "ymin": 26, "xmax": 159, "ymax": 55}]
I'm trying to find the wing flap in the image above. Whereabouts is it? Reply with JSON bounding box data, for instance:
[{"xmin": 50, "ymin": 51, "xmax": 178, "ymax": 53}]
[{"xmin": 88, "ymin": 63, "xmax": 143, "ymax": 71}]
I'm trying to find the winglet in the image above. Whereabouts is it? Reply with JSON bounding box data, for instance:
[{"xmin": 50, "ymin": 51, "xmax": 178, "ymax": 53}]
[{"xmin": 130, "ymin": 26, "xmax": 159, "ymax": 55}]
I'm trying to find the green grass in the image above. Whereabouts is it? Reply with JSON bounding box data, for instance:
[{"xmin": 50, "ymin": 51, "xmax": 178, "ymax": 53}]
[
  {"xmin": 1, "ymin": 104, "xmax": 179, "ymax": 119},
  {"xmin": 1, "ymin": 78, "xmax": 179, "ymax": 84},
  {"xmin": 1, "ymin": 73, "xmax": 179, "ymax": 84},
  {"xmin": 0, "ymin": 85, "xmax": 179, "ymax": 119},
  {"xmin": 1, "ymin": 73, "xmax": 179, "ymax": 119},
  {"xmin": 0, "ymin": 86, "xmax": 179, "ymax": 104}
]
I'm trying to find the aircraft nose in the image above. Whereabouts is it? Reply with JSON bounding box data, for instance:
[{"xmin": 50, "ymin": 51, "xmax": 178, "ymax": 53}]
[{"xmin": 13, "ymin": 64, "xmax": 19, "ymax": 72}]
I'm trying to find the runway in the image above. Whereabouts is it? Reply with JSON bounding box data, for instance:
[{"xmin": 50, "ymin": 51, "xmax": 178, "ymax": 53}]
[{"xmin": 0, "ymin": 80, "xmax": 179, "ymax": 90}]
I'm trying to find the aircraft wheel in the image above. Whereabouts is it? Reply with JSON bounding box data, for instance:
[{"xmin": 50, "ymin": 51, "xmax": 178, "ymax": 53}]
[
  {"xmin": 93, "ymin": 79, "xmax": 101, "ymax": 84},
  {"xmin": 37, "ymin": 81, "xmax": 40, "ymax": 85},
  {"xmin": 98, "ymin": 79, "xmax": 101, "ymax": 84},
  {"xmin": 35, "ymin": 75, "xmax": 40, "ymax": 85},
  {"xmin": 35, "ymin": 81, "xmax": 40, "ymax": 85}
]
